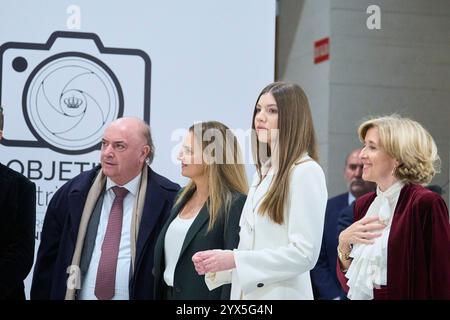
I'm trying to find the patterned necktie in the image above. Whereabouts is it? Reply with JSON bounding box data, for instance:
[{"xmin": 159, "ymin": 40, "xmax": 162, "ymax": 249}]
[{"xmin": 94, "ymin": 186, "xmax": 129, "ymax": 300}]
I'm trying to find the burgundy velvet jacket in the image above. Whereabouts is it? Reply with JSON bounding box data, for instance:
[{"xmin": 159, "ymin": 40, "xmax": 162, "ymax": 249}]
[{"xmin": 337, "ymin": 183, "xmax": 450, "ymax": 299}]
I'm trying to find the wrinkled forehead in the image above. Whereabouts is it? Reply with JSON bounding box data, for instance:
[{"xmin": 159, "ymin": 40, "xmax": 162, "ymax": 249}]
[{"xmin": 103, "ymin": 123, "xmax": 137, "ymax": 143}]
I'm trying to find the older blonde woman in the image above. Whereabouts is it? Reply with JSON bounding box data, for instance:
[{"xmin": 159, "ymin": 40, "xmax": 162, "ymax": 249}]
[{"xmin": 337, "ymin": 115, "xmax": 450, "ymax": 300}]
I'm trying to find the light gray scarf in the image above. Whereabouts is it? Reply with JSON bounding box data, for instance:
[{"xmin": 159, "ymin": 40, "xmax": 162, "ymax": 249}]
[{"xmin": 65, "ymin": 165, "xmax": 148, "ymax": 300}]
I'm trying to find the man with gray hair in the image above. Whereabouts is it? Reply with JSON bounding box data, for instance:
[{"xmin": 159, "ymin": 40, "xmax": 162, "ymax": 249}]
[
  {"xmin": 311, "ymin": 148, "xmax": 375, "ymax": 300},
  {"xmin": 31, "ymin": 117, "xmax": 180, "ymax": 300}
]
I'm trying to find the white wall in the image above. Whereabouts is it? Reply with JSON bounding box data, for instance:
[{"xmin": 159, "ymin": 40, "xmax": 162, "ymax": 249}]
[
  {"xmin": 278, "ymin": 0, "xmax": 450, "ymax": 201},
  {"xmin": 329, "ymin": 0, "xmax": 450, "ymax": 200},
  {"xmin": 0, "ymin": 0, "xmax": 277, "ymax": 297},
  {"xmin": 277, "ymin": 0, "xmax": 330, "ymax": 174}
]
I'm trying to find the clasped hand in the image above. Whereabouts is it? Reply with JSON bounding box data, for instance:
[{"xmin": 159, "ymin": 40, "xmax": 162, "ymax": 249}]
[{"xmin": 192, "ymin": 249, "xmax": 236, "ymax": 275}]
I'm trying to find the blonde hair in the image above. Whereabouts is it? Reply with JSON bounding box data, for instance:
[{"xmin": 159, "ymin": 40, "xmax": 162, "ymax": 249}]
[
  {"xmin": 175, "ymin": 121, "xmax": 248, "ymax": 231},
  {"xmin": 358, "ymin": 115, "xmax": 440, "ymax": 185},
  {"xmin": 252, "ymin": 82, "xmax": 319, "ymax": 224}
]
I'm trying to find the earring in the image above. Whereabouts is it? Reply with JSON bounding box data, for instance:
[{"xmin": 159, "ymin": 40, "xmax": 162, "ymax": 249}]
[{"xmin": 391, "ymin": 161, "xmax": 399, "ymax": 176}]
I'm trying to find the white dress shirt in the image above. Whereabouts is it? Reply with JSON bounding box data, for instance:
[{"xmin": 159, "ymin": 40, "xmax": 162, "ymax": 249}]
[
  {"xmin": 79, "ymin": 173, "xmax": 142, "ymax": 300},
  {"xmin": 348, "ymin": 192, "xmax": 356, "ymax": 205}
]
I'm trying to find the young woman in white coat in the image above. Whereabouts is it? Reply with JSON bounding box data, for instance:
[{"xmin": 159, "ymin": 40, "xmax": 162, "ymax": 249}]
[{"xmin": 192, "ymin": 82, "xmax": 328, "ymax": 299}]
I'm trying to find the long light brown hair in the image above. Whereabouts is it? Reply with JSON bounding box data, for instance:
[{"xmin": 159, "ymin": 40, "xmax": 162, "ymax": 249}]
[
  {"xmin": 175, "ymin": 121, "xmax": 248, "ymax": 231},
  {"xmin": 252, "ymin": 82, "xmax": 319, "ymax": 224}
]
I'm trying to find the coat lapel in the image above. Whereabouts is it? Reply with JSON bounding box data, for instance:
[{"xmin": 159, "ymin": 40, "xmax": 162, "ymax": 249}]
[
  {"xmin": 178, "ymin": 204, "xmax": 209, "ymax": 259},
  {"xmin": 250, "ymin": 170, "xmax": 275, "ymax": 212},
  {"xmin": 0, "ymin": 165, "xmax": 13, "ymax": 215},
  {"xmin": 161, "ymin": 190, "xmax": 190, "ymax": 235},
  {"xmin": 135, "ymin": 169, "xmax": 166, "ymax": 265},
  {"xmin": 67, "ymin": 169, "xmax": 100, "ymax": 244},
  {"xmin": 0, "ymin": 165, "xmax": 15, "ymax": 227},
  {"xmin": 67, "ymin": 190, "xmax": 87, "ymax": 242},
  {"xmin": 153, "ymin": 190, "xmax": 188, "ymax": 282}
]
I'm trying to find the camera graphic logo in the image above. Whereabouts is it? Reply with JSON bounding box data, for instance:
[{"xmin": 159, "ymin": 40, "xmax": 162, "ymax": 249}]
[{"xmin": 0, "ymin": 31, "xmax": 151, "ymax": 154}]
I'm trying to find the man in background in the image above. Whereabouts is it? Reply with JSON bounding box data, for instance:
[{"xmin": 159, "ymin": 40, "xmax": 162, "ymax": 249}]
[{"xmin": 311, "ymin": 148, "xmax": 375, "ymax": 300}]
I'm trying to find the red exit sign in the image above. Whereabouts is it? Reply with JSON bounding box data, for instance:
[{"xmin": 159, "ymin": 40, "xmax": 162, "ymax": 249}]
[{"xmin": 314, "ymin": 37, "xmax": 329, "ymax": 64}]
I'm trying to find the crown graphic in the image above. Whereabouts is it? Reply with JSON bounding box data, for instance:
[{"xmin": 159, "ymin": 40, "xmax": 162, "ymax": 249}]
[{"xmin": 64, "ymin": 96, "xmax": 83, "ymax": 109}]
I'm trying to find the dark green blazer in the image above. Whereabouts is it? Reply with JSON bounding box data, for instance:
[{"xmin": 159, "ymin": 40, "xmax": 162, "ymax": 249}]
[{"xmin": 153, "ymin": 189, "xmax": 246, "ymax": 300}]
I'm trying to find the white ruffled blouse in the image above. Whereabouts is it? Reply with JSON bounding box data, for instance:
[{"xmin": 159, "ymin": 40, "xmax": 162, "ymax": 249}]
[{"xmin": 345, "ymin": 180, "xmax": 405, "ymax": 300}]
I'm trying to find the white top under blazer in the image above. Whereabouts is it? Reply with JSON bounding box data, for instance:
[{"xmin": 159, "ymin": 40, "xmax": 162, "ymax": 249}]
[{"xmin": 205, "ymin": 154, "xmax": 328, "ymax": 299}]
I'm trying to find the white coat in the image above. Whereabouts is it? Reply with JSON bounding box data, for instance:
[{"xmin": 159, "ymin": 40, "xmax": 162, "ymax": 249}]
[{"xmin": 205, "ymin": 155, "xmax": 328, "ymax": 299}]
